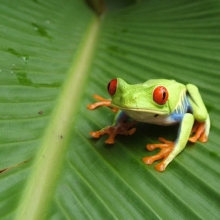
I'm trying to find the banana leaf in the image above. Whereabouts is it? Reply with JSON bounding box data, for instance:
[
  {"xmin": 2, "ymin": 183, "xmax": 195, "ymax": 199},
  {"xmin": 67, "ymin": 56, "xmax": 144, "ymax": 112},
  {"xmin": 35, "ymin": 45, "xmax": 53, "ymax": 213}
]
[{"xmin": 0, "ymin": 0, "xmax": 219, "ymax": 219}]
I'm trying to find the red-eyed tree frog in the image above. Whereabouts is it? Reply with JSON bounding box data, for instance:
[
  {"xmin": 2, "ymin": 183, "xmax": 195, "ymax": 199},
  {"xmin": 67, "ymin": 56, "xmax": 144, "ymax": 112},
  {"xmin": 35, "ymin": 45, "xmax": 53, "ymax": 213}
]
[{"xmin": 87, "ymin": 78, "xmax": 210, "ymax": 172}]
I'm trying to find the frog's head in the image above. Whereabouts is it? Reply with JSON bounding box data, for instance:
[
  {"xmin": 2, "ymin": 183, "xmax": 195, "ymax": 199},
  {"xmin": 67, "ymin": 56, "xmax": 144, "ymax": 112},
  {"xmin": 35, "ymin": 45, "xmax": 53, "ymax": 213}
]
[{"xmin": 107, "ymin": 78, "xmax": 184, "ymax": 115}]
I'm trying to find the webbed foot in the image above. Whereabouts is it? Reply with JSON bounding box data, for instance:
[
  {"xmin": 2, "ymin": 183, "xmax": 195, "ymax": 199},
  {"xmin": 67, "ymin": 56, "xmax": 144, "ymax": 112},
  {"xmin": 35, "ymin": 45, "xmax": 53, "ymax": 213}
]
[
  {"xmin": 142, "ymin": 137, "xmax": 174, "ymax": 172},
  {"xmin": 87, "ymin": 94, "xmax": 118, "ymax": 112},
  {"xmin": 189, "ymin": 122, "xmax": 208, "ymax": 143},
  {"xmin": 90, "ymin": 120, "xmax": 136, "ymax": 144}
]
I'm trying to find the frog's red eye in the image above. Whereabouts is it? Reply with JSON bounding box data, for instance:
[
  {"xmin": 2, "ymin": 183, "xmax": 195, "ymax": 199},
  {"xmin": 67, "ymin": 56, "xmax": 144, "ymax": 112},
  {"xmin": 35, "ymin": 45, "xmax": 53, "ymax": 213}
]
[
  {"xmin": 153, "ymin": 86, "xmax": 169, "ymax": 105},
  {"xmin": 107, "ymin": 78, "xmax": 117, "ymax": 96}
]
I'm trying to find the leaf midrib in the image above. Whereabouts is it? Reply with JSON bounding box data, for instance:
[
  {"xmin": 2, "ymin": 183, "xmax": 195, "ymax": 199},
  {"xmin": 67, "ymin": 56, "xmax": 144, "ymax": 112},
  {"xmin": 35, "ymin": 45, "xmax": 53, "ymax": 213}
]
[{"xmin": 15, "ymin": 16, "xmax": 100, "ymax": 220}]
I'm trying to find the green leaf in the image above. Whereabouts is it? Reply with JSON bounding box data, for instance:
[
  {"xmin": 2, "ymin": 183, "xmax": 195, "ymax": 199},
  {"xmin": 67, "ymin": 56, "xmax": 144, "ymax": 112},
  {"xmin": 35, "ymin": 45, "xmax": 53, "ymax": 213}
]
[{"xmin": 0, "ymin": 0, "xmax": 219, "ymax": 219}]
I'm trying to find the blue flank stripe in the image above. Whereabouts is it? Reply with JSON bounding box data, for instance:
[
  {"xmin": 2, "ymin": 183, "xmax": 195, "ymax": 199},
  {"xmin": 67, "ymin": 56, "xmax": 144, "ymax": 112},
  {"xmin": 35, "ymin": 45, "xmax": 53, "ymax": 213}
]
[
  {"xmin": 169, "ymin": 93, "xmax": 191, "ymax": 144},
  {"xmin": 116, "ymin": 110, "xmax": 127, "ymax": 124},
  {"xmin": 170, "ymin": 93, "xmax": 191, "ymax": 123}
]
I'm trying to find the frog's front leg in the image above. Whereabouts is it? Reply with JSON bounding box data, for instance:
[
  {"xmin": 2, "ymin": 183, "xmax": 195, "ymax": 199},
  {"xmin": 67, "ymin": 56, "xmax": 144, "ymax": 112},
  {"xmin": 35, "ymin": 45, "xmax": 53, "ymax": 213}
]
[
  {"xmin": 90, "ymin": 111, "xmax": 137, "ymax": 144},
  {"xmin": 143, "ymin": 113, "xmax": 194, "ymax": 172},
  {"xmin": 87, "ymin": 94, "xmax": 118, "ymax": 112},
  {"xmin": 88, "ymin": 95, "xmax": 136, "ymax": 143}
]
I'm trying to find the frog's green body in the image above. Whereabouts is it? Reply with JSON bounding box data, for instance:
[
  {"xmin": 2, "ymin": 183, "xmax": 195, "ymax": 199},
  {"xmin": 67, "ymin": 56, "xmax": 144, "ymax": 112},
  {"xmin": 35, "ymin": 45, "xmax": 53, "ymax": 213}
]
[{"xmin": 88, "ymin": 78, "xmax": 210, "ymax": 172}]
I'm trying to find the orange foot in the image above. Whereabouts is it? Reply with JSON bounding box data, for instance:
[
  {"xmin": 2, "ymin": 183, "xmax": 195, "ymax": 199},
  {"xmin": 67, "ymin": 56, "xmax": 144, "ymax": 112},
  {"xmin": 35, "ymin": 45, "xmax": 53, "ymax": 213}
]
[
  {"xmin": 87, "ymin": 94, "xmax": 118, "ymax": 112},
  {"xmin": 189, "ymin": 121, "xmax": 208, "ymax": 143},
  {"xmin": 90, "ymin": 120, "xmax": 136, "ymax": 144},
  {"xmin": 142, "ymin": 137, "xmax": 174, "ymax": 172}
]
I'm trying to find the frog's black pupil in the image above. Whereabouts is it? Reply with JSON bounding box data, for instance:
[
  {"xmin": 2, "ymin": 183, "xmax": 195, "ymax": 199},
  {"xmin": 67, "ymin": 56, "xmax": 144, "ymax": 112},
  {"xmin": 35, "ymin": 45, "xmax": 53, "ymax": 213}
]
[{"xmin": 162, "ymin": 91, "xmax": 166, "ymax": 100}]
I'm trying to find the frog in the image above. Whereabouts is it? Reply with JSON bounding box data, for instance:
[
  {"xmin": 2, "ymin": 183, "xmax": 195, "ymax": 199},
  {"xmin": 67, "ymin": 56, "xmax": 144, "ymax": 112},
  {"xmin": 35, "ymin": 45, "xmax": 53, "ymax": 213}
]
[{"xmin": 87, "ymin": 78, "xmax": 210, "ymax": 172}]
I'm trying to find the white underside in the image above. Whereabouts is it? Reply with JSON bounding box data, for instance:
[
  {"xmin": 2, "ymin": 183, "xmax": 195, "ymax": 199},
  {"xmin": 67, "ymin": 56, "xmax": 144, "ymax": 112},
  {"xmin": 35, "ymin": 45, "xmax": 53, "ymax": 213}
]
[{"xmin": 123, "ymin": 109, "xmax": 176, "ymax": 125}]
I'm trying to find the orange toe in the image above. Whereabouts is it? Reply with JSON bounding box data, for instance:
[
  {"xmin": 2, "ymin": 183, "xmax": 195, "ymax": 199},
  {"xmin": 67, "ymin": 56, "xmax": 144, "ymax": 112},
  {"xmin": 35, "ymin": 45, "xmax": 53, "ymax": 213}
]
[{"xmin": 189, "ymin": 122, "xmax": 207, "ymax": 143}]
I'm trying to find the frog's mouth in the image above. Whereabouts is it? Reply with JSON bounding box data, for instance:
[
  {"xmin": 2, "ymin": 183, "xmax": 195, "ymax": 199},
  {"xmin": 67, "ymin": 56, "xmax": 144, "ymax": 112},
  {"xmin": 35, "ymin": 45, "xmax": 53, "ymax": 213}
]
[
  {"xmin": 125, "ymin": 108, "xmax": 168, "ymax": 114},
  {"xmin": 111, "ymin": 104, "xmax": 169, "ymax": 115}
]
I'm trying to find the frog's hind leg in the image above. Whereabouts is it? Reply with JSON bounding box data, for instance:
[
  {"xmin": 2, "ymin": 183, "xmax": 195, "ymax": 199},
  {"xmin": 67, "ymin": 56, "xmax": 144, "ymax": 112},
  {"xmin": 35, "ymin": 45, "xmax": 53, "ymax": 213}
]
[
  {"xmin": 189, "ymin": 115, "xmax": 210, "ymax": 143},
  {"xmin": 187, "ymin": 84, "xmax": 210, "ymax": 143}
]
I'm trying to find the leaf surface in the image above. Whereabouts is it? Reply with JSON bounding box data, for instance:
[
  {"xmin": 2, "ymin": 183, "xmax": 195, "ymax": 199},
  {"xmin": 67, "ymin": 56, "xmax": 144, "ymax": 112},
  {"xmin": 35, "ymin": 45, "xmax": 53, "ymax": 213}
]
[{"xmin": 0, "ymin": 0, "xmax": 219, "ymax": 219}]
